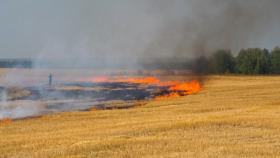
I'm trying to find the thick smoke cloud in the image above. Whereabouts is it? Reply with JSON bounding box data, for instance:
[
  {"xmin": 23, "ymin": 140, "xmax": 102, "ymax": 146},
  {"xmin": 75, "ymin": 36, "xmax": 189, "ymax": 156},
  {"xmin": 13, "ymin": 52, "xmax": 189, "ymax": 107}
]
[
  {"xmin": 144, "ymin": 0, "xmax": 280, "ymax": 60},
  {"xmin": 0, "ymin": 0, "xmax": 280, "ymax": 67}
]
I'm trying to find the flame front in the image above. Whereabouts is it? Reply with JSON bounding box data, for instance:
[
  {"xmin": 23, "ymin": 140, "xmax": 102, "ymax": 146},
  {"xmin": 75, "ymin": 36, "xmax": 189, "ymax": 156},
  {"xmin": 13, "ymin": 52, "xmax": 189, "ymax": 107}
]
[
  {"xmin": 122, "ymin": 77, "xmax": 160, "ymax": 84},
  {"xmin": 169, "ymin": 80, "xmax": 201, "ymax": 95},
  {"xmin": 82, "ymin": 76, "xmax": 202, "ymax": 99}
]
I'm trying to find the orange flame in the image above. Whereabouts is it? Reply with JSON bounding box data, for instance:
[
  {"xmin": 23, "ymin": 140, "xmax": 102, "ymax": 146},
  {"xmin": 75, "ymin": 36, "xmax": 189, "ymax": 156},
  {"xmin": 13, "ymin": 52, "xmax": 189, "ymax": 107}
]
[
  {"xmin": 82, "ymin": 76, "xmax": 160, "ymax": 84},
  {"xmin": 169, "ymin": 80, "xmax": 201, "ymax": 95},
  {"xmin": 155, "ymin": 92, "xmax": 181, "ymax": 100},
  {"xmin": 118, "ymin": 77, "xmax": 160, "ymax": 84},
  {"xmin": 83, "ymin": 76, "xmax": 201, "ymax": 99},
  {"xmin": 155, "ymin": 80, "xmax": 201, "ymax": 100}
]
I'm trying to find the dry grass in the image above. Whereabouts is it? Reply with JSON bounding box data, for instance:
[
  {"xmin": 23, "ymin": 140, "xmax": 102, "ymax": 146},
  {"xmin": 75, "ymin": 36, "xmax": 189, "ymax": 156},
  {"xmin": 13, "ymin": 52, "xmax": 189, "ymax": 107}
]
[{"xmin": 1, "ymin": 75, "xmax": 280, "ymax": 158}]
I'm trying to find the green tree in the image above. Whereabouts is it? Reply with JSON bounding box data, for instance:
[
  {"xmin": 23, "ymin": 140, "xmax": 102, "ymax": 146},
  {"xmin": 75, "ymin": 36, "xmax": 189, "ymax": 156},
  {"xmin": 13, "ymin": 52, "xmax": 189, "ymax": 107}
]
[
  {"xmin": 236, "ymin": 48, "xmax": 270, "ymax": 74},
  {"xmin": 255, "ymin": 48, "xmax": 270, "ymax": 74},
  {"xmin": 192, "ymin": 56, "xmax": 210, "ymax": 74},
  {"xmin": 209, "ymin": 50, "xmax": 236, "ymax": 74},
  {"xmin": 270, "ymin": 47, "xmax": 280, "ymax": 74}
]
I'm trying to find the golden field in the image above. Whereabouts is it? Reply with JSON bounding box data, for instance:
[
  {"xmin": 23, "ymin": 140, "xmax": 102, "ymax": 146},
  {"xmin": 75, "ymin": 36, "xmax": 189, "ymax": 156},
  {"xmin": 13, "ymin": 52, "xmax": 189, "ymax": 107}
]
[{"xmin": 1, "ymin": 75, "xmax": 280, "ymax": 158}]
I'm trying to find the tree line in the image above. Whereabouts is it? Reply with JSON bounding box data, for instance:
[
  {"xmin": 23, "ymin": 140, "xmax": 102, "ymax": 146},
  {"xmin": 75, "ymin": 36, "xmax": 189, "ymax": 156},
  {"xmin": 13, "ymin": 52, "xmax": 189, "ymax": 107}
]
[
  {"xmin": 193, "ymin": 47, "xmax": 280, "ymax": 74},
  {"xmin": 0, "ymin": 59, "xmax": 33, "ymax": 68}
]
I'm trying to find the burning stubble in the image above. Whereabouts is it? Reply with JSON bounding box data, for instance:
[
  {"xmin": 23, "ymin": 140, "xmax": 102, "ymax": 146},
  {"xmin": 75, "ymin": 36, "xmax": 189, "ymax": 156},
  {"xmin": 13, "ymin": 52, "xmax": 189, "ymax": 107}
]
[{"xmin": 0, "ymin": 74, "xmax": 202, "ymax": 119}]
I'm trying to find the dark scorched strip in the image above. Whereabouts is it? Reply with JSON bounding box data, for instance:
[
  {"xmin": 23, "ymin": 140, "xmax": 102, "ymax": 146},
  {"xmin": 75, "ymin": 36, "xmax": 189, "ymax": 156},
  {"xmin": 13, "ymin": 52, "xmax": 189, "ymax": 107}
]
[{"xmin": 20, "ymin": 82, "xmax": 161, "ymax": 101}]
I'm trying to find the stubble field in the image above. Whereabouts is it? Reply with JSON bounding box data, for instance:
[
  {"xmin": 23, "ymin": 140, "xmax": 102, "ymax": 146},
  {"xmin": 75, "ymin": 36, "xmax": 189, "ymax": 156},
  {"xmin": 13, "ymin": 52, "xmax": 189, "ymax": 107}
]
[{"xmin": 1, "ymin": 75, "xmax": 280, "ymax": 158}]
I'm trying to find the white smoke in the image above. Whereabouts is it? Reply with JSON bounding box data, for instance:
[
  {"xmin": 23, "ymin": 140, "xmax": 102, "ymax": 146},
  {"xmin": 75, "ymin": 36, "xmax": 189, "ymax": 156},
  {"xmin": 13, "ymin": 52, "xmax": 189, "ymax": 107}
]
[{"xmin": 0, "ymin": 100, "xmax": 42, "ymax": 119}]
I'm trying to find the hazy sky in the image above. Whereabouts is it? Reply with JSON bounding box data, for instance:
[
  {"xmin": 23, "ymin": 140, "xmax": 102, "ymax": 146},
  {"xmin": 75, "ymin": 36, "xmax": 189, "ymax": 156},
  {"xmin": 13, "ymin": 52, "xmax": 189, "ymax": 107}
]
[{"xmin": 0, "ymin": 0, "xmax": 279, "ymax": 61}]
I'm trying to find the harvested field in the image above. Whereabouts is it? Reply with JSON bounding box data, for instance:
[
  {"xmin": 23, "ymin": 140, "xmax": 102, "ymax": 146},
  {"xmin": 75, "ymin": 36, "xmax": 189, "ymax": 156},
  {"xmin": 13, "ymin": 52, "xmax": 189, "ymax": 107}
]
[{"xmin": 0, "ymin": 75, "xmax": 280, "ymax": 157}]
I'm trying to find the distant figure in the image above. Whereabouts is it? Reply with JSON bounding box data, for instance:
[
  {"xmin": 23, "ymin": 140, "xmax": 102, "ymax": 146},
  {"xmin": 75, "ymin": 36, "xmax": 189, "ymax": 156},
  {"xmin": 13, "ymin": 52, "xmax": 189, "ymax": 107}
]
[{"xmin": 49, "ymin": 73, "xmax": 52, "ymax": 86}]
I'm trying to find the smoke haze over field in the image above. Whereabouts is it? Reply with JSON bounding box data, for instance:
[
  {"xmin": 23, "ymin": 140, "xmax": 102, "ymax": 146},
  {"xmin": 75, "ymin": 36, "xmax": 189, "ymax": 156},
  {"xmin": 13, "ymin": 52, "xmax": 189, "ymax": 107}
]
[
  {"xmin": 1, "ymin": 0, "xmax": 280, "ymax": 119},
  {"xmin": 0, "ymin": 0, "xmax": 280, "ymax": 67}
]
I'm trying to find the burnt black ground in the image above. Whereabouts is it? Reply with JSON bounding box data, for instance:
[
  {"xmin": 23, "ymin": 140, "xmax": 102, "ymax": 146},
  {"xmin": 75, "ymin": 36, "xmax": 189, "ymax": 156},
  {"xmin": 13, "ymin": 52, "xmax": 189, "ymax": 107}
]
[
  {"xmin": 0, "ymin": 82, "xmax": 172, "ymax": 119},
  {"xmin": 21, "ymin": 82, "xmax": 161, "ymax": 101}
]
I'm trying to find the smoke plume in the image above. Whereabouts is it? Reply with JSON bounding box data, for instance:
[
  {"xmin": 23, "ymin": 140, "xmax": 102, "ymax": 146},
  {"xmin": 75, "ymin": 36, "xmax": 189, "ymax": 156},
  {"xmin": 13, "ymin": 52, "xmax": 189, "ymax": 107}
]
[
  {"xmin": 1, "ymin": 0, "xmax": 280, "ymax": 119},
  {"xmin": 0, "ymin": 0, "xmax": 279, "ymax": 68},
  {"xmin": 144, "ymin": 0, "xmax": 280, "ymax": 61}
]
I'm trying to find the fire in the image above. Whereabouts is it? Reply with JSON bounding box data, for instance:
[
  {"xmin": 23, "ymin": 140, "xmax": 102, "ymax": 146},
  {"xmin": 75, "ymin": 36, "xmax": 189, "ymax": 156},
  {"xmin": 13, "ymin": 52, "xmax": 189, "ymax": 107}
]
[
  {"xmin": 83, "ymin": 76, "xmax": 202, "ymax": 99},
  {"xmin": 155, "ymin": 80, "xmax": 201, "ymax": 99},
  {"xmin": 155, "ymin": 92, "xmax": 181, "ymax": 100},
  {"xmin": 118, "ymin": 77, "xmax": 160, "ymax": 84},
  {"xmin": 169, "ymin": 80, "xmax": 201, "ymax": 95},
  {"xmin": 83, "ymin": 76, "xmax": 160, "ymax": 84}
]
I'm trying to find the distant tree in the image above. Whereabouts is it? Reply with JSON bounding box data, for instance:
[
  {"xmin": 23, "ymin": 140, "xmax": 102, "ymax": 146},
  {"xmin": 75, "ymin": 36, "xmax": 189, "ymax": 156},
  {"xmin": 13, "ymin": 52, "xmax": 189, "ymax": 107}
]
[
  {"xmin": 270, "ymin": 47, "xmax": 280, "ymax": 74},
  {"xmin": 255, "ymin": 48, "xmax": 270, "ymax": 74},
  {"xmin": 236, "ymin": 48, "xmax": 270, "ymax": 74},
  {"xmin": 192, "ymin": 56, "xmax": 210, "ymax": 74},
  {"xmin": 209, "ymin": 50, "xmax": 236, "ymax": 74}
]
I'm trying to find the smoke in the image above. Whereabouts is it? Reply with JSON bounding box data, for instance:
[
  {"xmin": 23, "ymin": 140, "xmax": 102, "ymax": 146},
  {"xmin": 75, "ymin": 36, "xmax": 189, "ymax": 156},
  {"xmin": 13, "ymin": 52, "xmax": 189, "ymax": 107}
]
[
  {"xmin": 0, "ymin": 100, "xmax": 42, "ymax": 119},
  {"xmin": 41, "ymin": 0, "xmax": 280, "ymax": 66},
  {"xmin": 1, "ymin": 0, "xmax": 280, "ymax": 119},
  {"xmin": 144, "ymin": 0, "xmax": 280, "ymax": 60},
  {"xmin": 1, "ymin": 0, "xmax": 280, "ymax": 68},
  {"xmin": 0, "ymin": 85, "xmax": 42, "ymax": 119}
]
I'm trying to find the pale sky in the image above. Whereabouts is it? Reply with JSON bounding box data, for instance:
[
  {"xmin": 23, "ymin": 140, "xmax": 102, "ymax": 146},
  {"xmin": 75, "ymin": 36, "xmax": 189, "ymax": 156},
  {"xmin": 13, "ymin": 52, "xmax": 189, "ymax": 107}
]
[{"xmin": 0, "ymin": 0, "xmax": 279, "ymax": 62}]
